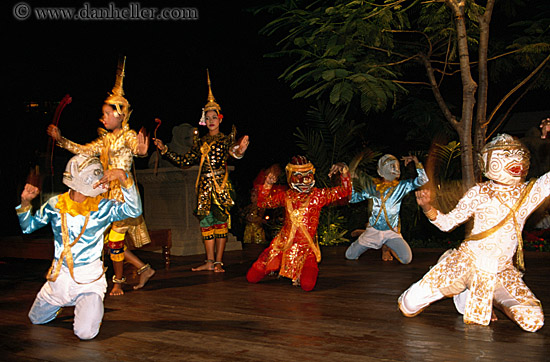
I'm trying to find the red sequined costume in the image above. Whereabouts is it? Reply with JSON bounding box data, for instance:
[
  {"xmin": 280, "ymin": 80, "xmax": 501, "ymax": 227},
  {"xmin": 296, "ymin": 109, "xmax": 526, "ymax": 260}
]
[{"xmin": 247, "ymin": 167, "xmax": 351, "ymax": 291}]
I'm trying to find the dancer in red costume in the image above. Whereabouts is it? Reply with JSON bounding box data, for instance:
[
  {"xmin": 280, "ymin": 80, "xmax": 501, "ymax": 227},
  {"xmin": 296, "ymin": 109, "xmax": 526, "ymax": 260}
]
[{"xmin": 246, "ymin": 156, "xmax": 351, "ymax": 291}]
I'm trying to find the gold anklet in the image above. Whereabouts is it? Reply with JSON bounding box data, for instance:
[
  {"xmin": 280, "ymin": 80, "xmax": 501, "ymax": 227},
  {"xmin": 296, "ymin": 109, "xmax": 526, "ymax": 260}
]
[
  {"xmin": 112, "ymin": 276, "xmax": 126, "ymax": 284},
  {"xmin": 136, "ymin": 263, "xmax": 151, "ymax": 275}
]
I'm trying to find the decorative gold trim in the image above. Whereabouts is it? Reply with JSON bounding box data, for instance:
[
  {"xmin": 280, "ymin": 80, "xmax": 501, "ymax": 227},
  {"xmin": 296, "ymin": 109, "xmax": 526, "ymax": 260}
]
[
  {"xmin": 203, "ymin": 69, "xmax": 221, "ymax": 113},
  {"xmin": 424, "ymin": 207, "xmax": 438, "ymax": 221},
  {"xmin": 120, "ymin": 175, "xmax": 134, "ymax": 189},
  {"xmin": 16, "ymin": 204, "xmax": 32, "ymax": 214}
]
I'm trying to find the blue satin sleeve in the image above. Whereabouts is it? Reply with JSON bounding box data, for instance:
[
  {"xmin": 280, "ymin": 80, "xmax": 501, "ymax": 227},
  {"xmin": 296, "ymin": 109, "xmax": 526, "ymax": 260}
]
[
  {"xmin": 106, "ymin": 182, "xmax": 142, "ymax": 221},
  {"xmin": 350, "ymin": 177, "xmax": 376, "ymax": 203},
  {"xmin": 410, "ymin": 167, "xmax": 429, "ymax": 190},
  {"xmin": 17, "ymin": 199, "xmax": 56, "ymax": 234}
]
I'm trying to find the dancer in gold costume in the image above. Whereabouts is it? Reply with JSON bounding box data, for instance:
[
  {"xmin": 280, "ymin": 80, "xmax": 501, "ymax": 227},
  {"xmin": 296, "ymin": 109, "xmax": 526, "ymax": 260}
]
[
  {"xmin": 399, "ymin": 134, "xmax": 549, "ymax": 332},
  {"xmin": 242, "ymin": 188, "xmax": 267, "ymax": 244},
  {"xmin": 153, "ymin": 70, "xmax": 249, "ymax": 272},
  {"xmin": 48, "ymin": 57, "xmax": 155, "ymax": 296}
]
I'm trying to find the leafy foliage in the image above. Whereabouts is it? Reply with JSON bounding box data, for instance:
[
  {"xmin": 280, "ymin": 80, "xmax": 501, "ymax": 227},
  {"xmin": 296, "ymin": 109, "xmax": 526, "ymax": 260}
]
[
  {"xmin": 432, "ymin": 141, "xmax": 462, "ymax": 181},
  {"xmin": 393, "ymin": 96, "xmax": 456, "ymax": 149},
  {"xmin": 293, "ymin": 101, "xmax": 380, "ymax": 245},
  {"xmin": 294, "ymin": 101, "xmax": 373, "ymax": 185},
  {"xmin": 253, "ymin": 0, "xmax": 550, "ymax": 248}
]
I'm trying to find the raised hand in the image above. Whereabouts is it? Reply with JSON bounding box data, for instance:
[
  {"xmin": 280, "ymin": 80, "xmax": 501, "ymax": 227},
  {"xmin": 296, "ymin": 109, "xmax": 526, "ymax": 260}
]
[
  {"xmin": 47, "ymin": 124, "xmax": 62, "ymax": 142},
  {"xmin": 540, "ymin": 117, "xmax": 550, "ymax": 139},
  {"xmin": 415, "ymin": 189, "xmax": 432, "ymax": 210},
  {"xmin": 152, "ymin": 138, "xmax": 165, "ymax": 151},
  {"xmin": 264, "ymin": 171, "xmax": 278, "ymax": 187},
  {"xmin": 328, "ymin": 162, "xmax": 349, "ymax": 177},
  {"xmin": 137, "ymin": 127, "xmax": 149, "ymax": 156},
  {"xmin": 21, "ymin": 183, "xmax": 40, "ymax": 208},
  {"xmin": 94, "ymin": 169, "xmax": 127, "ymax": 189},
  {"xmin": 401, "ymin": 155, "xmax": 419, "ymax": 167},
  {"xmin": 238, "ymin": 135, "xmax": 250, "ymax": 155}
]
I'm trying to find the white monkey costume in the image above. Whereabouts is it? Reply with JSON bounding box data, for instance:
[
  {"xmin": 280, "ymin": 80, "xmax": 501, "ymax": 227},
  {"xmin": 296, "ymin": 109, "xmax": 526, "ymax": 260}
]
[{"xmin": 398, "ymin": 134, "xmax": 549, "ymax": 332}]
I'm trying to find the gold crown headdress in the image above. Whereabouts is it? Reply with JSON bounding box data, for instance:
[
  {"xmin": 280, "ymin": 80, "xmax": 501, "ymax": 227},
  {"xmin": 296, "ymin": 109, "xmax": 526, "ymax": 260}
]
[
  {"xmin": 104, "ymin": 56, "xmax": 131, "ymax": 126},
  {"xmin": 480, "ymin": 134, "xmax": 529, "ymax": 156},
  {"xmin": 199, "ymin": 69, "xmax": 221, "ymax": 126},
  {"xmin": 478, "ymin": 133, "xmax": 530, "ymax": 173},
  {"xmin": 285, "ymin": 155, "xmax": 315, "ymax": 183}
]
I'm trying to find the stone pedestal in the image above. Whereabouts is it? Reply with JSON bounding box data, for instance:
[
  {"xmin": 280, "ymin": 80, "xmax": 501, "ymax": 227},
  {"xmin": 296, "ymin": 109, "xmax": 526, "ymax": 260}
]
[{"xmin": 135, "ymin": 166, "xmax": 242, "ymax": 256}]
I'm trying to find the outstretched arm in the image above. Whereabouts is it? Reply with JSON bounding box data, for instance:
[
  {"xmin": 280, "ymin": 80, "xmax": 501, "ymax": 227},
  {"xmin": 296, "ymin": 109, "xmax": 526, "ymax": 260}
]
[
  {"xmin": 47, "ymin": 124, "xmax": 103, "ymax": 157},
  {"xmin": 153, "ymin": 136, "xmax": 200, "ymax": 168}
]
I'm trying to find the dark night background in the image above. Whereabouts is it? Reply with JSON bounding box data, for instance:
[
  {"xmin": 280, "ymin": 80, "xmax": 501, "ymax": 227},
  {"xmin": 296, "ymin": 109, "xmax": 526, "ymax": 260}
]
[
  {"xmin": 3, "ymin": 1, "xmax": 549, "ymax": 237},
  {"xmin": 4, "ymin": 0, "xmax": 309, "ymax": 236}
]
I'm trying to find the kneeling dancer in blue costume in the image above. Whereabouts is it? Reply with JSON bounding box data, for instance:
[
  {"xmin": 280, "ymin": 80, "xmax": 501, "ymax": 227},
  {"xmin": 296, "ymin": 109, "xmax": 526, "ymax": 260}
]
[
  {"xmin": 16, "ymin": 155, "xmax": 142, "ymax": 340},
  {"xmin": 345, "ymin": 154, "xmax": 428, "ymax": 264}
]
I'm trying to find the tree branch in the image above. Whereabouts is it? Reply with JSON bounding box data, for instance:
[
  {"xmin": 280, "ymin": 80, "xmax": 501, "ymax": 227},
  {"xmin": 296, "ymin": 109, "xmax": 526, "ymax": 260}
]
[{"xmin": 483, "ymin": 54, "xmax": 550, "ymax": 128}]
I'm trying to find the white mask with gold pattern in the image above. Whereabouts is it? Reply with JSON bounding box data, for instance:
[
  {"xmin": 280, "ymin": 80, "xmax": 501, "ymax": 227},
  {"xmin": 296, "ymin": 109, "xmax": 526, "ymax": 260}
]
[{"xmin": 480, "ymin": 134, "xmax": 530, "ymax": 186}]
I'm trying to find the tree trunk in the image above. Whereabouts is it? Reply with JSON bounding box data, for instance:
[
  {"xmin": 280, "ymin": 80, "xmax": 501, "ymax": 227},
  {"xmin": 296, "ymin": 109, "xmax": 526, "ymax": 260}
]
[
  {"xmin": 445, "ymin": 0, "xmax": 478, "ymax": 189},
  {"xmin": 473, "ymin": 0, "xmax": 495, "ymax": 182}
]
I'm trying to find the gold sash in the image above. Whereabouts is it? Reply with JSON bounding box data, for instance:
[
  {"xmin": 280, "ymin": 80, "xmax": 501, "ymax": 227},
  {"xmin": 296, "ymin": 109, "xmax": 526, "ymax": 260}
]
[
  {"xmin": 47, "ymin": 213, "xmax": 106, "ymax": 284},
  {"xmin": 196, "ymin": 141, "xmax": 229, "ymax": 194},
  {"xmin": 465, "ymin": 179, "xmax": 536, "ymax": 271},
  {"xmin": 272, "ymin": 196, "xmax": 321, "ymax": 263},
  {"xmin": 372, "ymin": 186, "xmax": 400, "ymax": 233}
]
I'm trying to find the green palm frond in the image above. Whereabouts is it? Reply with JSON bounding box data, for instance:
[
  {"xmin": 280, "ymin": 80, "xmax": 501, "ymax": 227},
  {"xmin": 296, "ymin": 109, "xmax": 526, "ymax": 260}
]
[{"xmin": 432, "ymin": 141, "xmax": 461, "ymax": 181}]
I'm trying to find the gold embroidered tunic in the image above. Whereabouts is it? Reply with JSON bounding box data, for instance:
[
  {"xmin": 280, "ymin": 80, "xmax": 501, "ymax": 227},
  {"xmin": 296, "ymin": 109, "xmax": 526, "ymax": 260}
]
[
  {"xmin": 252, "ymin": 173, "xmax": 352, "ymax": 282},
  {"xmin": 162, "ymin": 127, "xmax": 242, "ymax": 222}
]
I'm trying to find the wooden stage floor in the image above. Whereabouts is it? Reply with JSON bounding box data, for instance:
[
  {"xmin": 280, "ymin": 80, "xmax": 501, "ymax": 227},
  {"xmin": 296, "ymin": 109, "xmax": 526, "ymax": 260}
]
[{"xmin": 0, "ymin": 245, "xmax": 548, "ymax": 361}]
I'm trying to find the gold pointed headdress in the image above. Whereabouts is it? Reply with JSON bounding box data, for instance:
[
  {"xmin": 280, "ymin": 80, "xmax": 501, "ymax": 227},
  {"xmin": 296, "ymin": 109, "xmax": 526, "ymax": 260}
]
[
  {"xmin": 104, "ymin": 56, "xmax": 131, "ymax": 125},
  {"xmin": 204, "ymin": 69, "xmax": 221, "ymax": 113},
  {"xmin": 199, "ymin": 69, "xmax": 221, "ymax": 126}
]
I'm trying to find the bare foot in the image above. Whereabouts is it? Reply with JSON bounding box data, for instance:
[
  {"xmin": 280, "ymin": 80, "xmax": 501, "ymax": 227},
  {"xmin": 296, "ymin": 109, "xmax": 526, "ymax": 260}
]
[
  {"xmin": 491, "ymin": 310, "xmax": 498, "ymax": 322},
  {"xmin": 110, "ymin": 283, "xmax": 124, "ymax": 296},
  {"xmin": 133, "ymin": 267, "xmax": 155, "ymax": 290},
  {"xmin": 213, "ymin": 262, "xmax": 225, "ymax": 273},
  {"xmin": 192, "ymin": 260, "xmax": 214, "ymax": 272},
  {"xmin": 382, "ymin": 245, "xmax": 394, "ymax": 261}
]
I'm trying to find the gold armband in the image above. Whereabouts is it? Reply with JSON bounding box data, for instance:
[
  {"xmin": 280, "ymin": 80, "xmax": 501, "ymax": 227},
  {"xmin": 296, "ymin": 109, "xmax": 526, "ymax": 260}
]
[
  {"xmin": 160, "ymin": 145, "xmax": 168, "ymax": 155},
  {"xmin": 16, "ymin": 204, "xmax": 32, "ymax": 214},
  {"xmin": 423, "ymin": 207, "xmax": 438, "ymax": 221}
]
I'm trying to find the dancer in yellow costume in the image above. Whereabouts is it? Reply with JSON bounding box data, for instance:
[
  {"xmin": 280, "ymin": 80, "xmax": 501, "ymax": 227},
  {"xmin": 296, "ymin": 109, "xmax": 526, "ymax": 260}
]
[
  {"xmin": 154, "ymin": 70, "xmax": 249, "ymax": 272},
  {"xmin": 48, "ymin": 57, "xmax": 155, "ymax": 296},
  {"xmin": 399, "ymin": 134, "xmax": 549, "ymax": 332}
]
